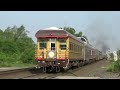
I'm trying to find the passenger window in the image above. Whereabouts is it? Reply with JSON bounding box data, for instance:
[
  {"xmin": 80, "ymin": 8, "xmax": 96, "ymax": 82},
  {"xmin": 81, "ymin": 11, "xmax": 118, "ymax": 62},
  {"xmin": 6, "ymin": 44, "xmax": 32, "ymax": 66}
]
[
  {"xmin": 40, "ymin": 39, "xmax": 47, "ymax": 50},
  {"xmin": 59, "ymin": 39, "xmax": 66, "ymax": 50},
  {"xmin": 70, "ymin": 43, "xmax": 72, "ymax": 50},
  {"xmin": 78, "ymin": 46, "xmax": 79, "ymax": 51}
]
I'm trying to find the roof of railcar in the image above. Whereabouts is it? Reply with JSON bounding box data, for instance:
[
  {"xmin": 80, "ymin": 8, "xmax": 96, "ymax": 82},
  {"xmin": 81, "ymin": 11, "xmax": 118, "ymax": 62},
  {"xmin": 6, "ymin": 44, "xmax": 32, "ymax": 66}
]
[
  {"xmin": 35, "ymin": 27, "xmax": 85, "ymax": 43},
  {"xmin": 35, "ymin": 27, "xmax": 96, "ymax": 46}
]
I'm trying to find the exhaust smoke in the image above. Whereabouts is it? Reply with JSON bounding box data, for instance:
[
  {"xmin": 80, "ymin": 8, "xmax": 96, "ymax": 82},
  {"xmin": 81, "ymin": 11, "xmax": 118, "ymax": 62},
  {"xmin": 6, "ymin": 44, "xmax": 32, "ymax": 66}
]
[{"xmin": 84, "ymin": 18, "xmax": 117, "ymax": 54}]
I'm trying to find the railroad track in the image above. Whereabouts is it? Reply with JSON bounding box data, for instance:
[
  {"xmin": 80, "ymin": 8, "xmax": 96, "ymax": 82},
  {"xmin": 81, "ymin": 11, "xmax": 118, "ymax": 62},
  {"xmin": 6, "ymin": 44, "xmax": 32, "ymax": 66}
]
[
  {"xmin": 0, "ymin": 59, "xmax": 104, "ymax": 79},
  {"xmin": 0, "ymin": 67, "xmax": 36, "ymax": 79},
  {"xmin": 0, "ymin": 67, "xmax": 62, "ymax": 79},
  {"xmin": 0, "ymin": 66, "xmax": 81, "ymax": 79}
]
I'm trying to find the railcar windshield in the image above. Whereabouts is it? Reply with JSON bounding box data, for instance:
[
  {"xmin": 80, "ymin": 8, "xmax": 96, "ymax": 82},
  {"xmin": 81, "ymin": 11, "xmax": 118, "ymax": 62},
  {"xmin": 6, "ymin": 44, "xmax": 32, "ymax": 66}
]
[
  {"xmin": 59, "ymin": 39, "xmax": 66, "ymax": 50},
  {"xmin": 40, "ymin": 39, "xmax": 47, "ymax": 50}
]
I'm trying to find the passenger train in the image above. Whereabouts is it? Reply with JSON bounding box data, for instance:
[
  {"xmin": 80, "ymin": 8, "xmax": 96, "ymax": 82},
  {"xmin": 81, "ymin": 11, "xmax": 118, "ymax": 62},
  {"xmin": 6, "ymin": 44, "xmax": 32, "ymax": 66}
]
[{"xmin": 35, "ymin": 27, "xmax": 106, "ymax": 72}]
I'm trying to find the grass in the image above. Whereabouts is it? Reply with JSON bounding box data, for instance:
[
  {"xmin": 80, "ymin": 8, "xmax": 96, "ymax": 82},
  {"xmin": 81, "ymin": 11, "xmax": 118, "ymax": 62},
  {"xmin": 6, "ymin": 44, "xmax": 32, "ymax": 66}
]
[
  {"xmin": 106, "ymin": 60, "xmax": 120, "ymax": 73},
  {"xmin": 0, "ymin": 61, "xmax": 35, "ymax": 68}
]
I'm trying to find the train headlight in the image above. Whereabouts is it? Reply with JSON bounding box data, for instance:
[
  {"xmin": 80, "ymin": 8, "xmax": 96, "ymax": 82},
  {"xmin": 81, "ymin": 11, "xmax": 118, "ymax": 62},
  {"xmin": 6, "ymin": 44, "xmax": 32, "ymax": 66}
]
[
  {"xmin": 63, "ymin": 61, "xmax": 65, "ymax": 63},
  {"xmin": 40, "ymin": 56, "xmax": 43, "ymax": 58},
  {"xmin": 48, "ymin": 51, "xmax": 55, "ymax": 58},
  {"xmin": 38, "ymin": 61, "xmax": 40, "ymax": 63},
  {"xmin": 42, "ymin": 61, "xmax": 45, "ymax": 63}
]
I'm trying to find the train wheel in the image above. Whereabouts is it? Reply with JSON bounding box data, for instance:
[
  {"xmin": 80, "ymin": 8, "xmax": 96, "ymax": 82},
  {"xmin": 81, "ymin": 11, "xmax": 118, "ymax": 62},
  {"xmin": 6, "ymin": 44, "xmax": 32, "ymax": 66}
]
[
  {"xmin": 81, "ymin": 61, "xmax": 84, "ymax": 66},
  {"xmin": 46, "ymin": 67, "xmax": 52, "ymax": 73},
  {"xmin": 43, "ymin": 66, "xmax": 46, "ymax": 72},
  {"xmin": 56, "ymin": 66, "xmax": 60, "ymax": 72},
  {"xmin": 77, "ymin": 61, "xmax": 80, "ymax": 68}
]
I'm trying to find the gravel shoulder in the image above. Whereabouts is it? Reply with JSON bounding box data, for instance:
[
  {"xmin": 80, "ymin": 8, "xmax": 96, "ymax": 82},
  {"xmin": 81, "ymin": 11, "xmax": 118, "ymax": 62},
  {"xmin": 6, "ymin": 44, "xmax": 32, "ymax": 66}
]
[{"xmin": 55, "ymin": 59, "xmax": 120, "ymax": 79}]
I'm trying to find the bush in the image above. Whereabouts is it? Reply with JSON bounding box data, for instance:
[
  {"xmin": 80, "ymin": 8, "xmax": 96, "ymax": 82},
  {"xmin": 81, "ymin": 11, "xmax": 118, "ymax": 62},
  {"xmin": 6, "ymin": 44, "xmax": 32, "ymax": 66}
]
[
  {"xmin": 20, "ymin": 49, "xmax": 35, "ymax": 64},
  {"xmin": 0, "ymin": 25, "xmax": 35, "ymax": 67},
  {"xmin": 106, "ymin": 60, "xmax": 120, "ymax": 73}
]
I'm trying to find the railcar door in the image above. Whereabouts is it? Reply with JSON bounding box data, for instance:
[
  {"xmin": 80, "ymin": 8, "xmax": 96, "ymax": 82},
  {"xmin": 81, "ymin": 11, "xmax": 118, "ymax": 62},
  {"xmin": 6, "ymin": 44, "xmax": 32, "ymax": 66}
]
[
  {"xmin": 47, "ymin": 38, "xmax": 57, "ymax": 59},
  {"xmin": 50, "ymin": 38, "xmax": 56, "ymax": 50}
]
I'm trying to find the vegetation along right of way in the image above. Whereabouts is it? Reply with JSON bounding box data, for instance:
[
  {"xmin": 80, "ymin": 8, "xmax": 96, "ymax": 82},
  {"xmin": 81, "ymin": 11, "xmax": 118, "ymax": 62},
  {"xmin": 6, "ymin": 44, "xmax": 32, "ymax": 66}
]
[
  {"xmin": 0, "ymin": 26, "xmax": 87, "ymax": 67},
  {"xmin": 107, "ymin": 51, "xmax": 120, "ymax": 73},
  {"xmin": 0, "ymin": 25, "xmax": 36, "ymax": 67}
]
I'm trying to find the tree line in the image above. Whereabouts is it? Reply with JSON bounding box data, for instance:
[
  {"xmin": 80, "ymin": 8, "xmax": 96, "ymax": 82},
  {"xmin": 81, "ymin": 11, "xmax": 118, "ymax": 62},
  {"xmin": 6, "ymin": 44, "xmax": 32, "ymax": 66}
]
[{"xmin": 0, "ymin": 25, "xmax": 35, "ymax": 67}]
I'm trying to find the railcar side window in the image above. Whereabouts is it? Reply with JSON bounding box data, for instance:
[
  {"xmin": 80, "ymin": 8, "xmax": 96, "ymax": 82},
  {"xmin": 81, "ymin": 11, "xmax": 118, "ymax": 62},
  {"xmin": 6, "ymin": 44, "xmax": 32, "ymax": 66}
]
[
  {"xmin": 40, "ymin": 39, "xmax": 47, "ymax": 50},
  {"xmin": 78, "ymin": 46, "xmax": 79, "ymax": 51},
  {"xmin": 76, "ymin": 45, "xmax": 78, "ymax": 51},
  {"xmin": 70, "ymin": 43, "xmax": 72, "ymax": 50},
  {"xmin": 91, "ymin": 50, "xmax": 92, "ymax": 55},
  {"xmin": 59, "ymin": 39, "xmax": 66, "ymax": 50},
  {"xmin": 71, "ymin": 43, "xmax": 73, "ymax": 50}
]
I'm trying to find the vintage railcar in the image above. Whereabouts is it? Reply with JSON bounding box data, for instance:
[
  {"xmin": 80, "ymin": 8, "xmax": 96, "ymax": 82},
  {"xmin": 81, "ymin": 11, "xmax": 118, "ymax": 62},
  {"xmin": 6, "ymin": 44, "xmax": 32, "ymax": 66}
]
[{"xmin": 35, "ymin": 27, "xmax": 104, "ymax": 72}]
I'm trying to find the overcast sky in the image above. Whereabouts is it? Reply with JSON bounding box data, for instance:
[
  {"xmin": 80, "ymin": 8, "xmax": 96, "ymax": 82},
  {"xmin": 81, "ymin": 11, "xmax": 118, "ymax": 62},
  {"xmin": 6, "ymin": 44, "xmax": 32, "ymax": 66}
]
[{"xmin": 0, "ymin": 11, "xmax": 120, "ymax": 52}]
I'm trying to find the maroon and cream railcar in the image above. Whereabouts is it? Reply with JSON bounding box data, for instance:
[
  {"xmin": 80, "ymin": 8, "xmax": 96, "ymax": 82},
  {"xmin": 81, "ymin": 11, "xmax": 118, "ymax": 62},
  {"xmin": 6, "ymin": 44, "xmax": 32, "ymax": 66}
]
[{"xmin": 35, "ymin": 27, "xmax": 103, "ymax": 72}]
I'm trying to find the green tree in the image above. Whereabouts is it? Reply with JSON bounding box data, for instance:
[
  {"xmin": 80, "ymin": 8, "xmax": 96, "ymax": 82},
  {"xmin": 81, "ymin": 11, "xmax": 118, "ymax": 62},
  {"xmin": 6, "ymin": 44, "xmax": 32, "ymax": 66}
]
[
  {"xmin": 63, "ymin": 27, "xmax": 88, "ymax": 40},
  {"xmin": 14, "ymin": 25, "xmax": 27, "ymax": 41},
  {"xmin": 63, "ymin": 26, "xmax": 88, "ymax": 43},
  {"xmin": 64, "ymin": 27, "xmax": 76, "ymax": 35},
  {"xmin": 0, "ymin": 25, "xmax": 36, "ymax": 67},
  {"xmin": 75, "ymin": 31, "xmax": 82, "ymax": 37},
  {"xmin": 0, "ymin": 29, "xmax": 3, "ymax": 40}
]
